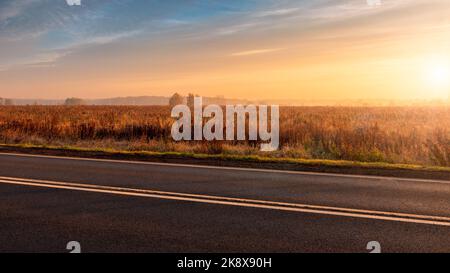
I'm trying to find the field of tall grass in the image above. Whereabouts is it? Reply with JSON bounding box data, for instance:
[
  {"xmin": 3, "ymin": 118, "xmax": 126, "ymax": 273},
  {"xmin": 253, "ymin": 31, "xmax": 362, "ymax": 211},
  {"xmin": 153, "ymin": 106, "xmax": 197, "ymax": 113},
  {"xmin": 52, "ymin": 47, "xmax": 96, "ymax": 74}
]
[{"xmin": 0, "ymin": 105, "xmax": 448, "ymax": 167}]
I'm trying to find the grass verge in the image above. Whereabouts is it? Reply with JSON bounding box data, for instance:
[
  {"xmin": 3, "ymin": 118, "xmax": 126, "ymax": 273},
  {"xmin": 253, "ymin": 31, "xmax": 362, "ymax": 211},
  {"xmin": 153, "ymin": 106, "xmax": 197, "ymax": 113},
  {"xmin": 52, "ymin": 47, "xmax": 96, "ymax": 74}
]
[{"xmin": 0, "ymin": 143, "xmax": 449, "ymax": 180}]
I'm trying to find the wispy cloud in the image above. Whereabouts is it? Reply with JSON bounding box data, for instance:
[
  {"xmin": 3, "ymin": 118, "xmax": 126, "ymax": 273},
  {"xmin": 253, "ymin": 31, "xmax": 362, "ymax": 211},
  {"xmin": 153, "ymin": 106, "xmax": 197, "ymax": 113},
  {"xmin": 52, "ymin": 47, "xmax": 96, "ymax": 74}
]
[
  {"xmin": 231, "ymin": 48, "xmax": 284, "ymax": 57},
  {"xmin": 253, "ymin": 8, "xmax": 300, "ymax": 18},
  {"xmin": 0, "ymin": 50, "xmax": 67, "ymax": 72},
  {"xmin": 74, "ymin": 29, "xmax": 143, "ymax": 47},
  {"xmin": 0, "ymin": 0, "xmax": 37, "ymax": 22},
  {"xmin": 216, "ymin": 22, "xmax": 262, "ymax": 36}
]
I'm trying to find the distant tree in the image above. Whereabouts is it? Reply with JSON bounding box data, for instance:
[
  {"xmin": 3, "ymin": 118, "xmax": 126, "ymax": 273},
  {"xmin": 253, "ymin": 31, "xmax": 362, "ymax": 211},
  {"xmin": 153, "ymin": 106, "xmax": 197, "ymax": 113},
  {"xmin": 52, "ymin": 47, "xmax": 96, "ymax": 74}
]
[
  {"xmin": 65, "ymin": 97, "xmax": 86, "ymax": 106},
  {"xmin": 187, "ymin": 93, "xmax": 199, "ymax": 108},
  {"xmin": 169, "ymin": 93, "xmax": 184, "ymax": 107},
  {"xmin": 0, "ymin": 98, "xmax": 13, "ymax": 106},
  {"xmin": 213, "ymin": 95, "xmax": 226, "ymax": 105}
]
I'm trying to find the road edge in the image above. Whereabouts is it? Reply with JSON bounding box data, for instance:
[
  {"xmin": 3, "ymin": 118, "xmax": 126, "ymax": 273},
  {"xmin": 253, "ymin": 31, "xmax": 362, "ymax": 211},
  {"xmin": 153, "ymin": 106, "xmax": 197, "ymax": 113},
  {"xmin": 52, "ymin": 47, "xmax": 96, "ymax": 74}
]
[{"xmin": 0, "ymin": 144, "xmax": 449, "ymax": 180}]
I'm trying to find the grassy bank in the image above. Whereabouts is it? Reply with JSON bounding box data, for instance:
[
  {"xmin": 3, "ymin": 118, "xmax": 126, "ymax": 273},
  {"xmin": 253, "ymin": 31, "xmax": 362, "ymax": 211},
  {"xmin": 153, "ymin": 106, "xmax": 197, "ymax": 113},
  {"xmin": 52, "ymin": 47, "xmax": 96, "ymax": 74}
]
[{"xmin": 1, "ymin": 143, "xmax": 449, "ymax": 180}]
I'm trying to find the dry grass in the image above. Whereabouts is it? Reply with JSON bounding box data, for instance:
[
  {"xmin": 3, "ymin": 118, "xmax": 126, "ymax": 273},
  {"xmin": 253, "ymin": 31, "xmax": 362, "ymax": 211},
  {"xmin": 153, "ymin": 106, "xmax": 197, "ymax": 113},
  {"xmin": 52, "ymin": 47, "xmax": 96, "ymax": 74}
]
[{"xmin": 0, "ymin": 105, "xmax": 448, "ymax": 167}]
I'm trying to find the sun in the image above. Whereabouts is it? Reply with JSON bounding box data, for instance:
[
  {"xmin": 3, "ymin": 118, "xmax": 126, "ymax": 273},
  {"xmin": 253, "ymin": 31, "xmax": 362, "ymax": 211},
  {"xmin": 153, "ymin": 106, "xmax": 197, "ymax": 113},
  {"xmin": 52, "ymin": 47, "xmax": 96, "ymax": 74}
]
[
  {"xmin": 426, "ymin": 66, "xmax": 449, "ymax": 87},
  {"xmin": 424, "ymin": 59, "xmax": 450, "ymax": 88},
  {"xmin": 422, "ymin": 57, "xmax": 450, "ymax": 98}
]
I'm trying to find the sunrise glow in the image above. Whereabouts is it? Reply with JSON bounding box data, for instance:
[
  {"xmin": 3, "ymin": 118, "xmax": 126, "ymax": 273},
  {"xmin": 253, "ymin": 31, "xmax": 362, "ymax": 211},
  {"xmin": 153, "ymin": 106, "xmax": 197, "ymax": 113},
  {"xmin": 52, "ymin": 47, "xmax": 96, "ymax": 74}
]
[
  {"xmin": 422, "ymin": 57, "xmax": 450, "ymax": 98},
  {"xmin": 0, "ymin": 0, "xmax": 450, "ymax": 102}
]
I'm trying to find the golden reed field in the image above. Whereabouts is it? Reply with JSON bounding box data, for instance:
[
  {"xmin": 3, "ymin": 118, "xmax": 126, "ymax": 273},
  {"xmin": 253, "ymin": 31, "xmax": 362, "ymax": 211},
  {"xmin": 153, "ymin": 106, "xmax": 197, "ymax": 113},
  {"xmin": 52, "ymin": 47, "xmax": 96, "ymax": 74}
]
[{"xmin": 0, "ymin": 105, "xmax": 449, "ymax": 167}]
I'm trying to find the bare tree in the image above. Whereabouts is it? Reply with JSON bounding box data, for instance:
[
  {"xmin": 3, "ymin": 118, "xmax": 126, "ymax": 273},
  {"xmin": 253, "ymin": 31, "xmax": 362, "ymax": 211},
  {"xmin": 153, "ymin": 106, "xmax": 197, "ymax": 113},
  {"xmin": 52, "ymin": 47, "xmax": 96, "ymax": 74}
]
[
  {"xmin": 169, "ymin": 93, "xmax": 184, "ymax": 107},
  {"xmin": 65, "ymin": 97, "xmax": 86, "ymax": 106},
  {"xmin": 187, "ymin": 93, "xmax": 200, "ymax": 108}
]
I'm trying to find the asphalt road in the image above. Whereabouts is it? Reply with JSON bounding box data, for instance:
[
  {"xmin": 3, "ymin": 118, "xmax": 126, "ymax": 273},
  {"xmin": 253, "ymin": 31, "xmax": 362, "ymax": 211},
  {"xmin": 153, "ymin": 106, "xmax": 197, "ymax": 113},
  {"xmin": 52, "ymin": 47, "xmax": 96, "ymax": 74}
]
[{"xmin": 0, "ymin": 152, "xmax": 450, "ymax": 253}]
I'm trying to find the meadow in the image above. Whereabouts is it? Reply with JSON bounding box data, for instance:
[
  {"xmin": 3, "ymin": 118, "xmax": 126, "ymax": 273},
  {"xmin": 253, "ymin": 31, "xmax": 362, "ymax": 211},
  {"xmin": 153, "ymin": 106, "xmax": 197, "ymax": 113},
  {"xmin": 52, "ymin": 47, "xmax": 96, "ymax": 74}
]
[{"xmin": 0, "ymin": 105, "xmax": 449, "ymax": 167}]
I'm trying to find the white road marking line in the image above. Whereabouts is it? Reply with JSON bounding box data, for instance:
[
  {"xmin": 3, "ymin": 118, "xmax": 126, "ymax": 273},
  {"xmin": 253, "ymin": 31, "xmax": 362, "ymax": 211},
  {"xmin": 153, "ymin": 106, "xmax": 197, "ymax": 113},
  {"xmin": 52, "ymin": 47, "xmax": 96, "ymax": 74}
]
[
  {"xmin": 1, "ymin": 175, "xmax": 450, "ymax": 222},
  {"xmin": 0, "ymin": 152, "xmax": 448, "ymax": 184},
  {"xmin": 1, "ymin": 176, "xmax": 450, "ymax": 227}
]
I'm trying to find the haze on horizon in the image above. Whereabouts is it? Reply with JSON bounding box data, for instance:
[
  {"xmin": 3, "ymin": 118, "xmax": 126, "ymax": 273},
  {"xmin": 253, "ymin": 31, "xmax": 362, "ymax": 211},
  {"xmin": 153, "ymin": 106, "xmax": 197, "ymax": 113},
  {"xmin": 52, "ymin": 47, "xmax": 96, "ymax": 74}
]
[{"xmin": 1, "ymin": 0, "xmax": 450, "ymax": 101}]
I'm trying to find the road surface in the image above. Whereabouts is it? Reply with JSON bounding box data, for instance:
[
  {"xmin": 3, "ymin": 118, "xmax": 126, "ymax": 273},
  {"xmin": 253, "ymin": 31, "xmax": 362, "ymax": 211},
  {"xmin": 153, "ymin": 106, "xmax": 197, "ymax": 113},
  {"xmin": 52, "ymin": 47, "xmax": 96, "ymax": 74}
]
[{"xmin": 0, "ymin": 152, "xmax": 449, "ymax": 253}]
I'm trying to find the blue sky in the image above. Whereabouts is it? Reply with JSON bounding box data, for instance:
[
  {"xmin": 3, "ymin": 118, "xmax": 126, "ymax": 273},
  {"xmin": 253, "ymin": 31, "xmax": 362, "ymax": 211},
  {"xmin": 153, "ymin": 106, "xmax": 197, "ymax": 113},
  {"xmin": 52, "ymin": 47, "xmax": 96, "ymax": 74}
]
[
  {"xmin": 1, "ymin": 0, "xmax": 297, "ymax": 48},
  {"xmin": 0, "ymin": 0, "xmax": 355, "ymax": 69}
]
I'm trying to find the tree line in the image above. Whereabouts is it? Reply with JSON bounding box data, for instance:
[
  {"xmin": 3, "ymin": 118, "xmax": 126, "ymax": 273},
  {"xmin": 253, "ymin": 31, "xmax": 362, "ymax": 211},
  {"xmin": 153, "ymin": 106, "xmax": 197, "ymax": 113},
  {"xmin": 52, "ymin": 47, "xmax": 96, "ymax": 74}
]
[
  {"xmin": 0, "ymin": 93, "xmax": 203, "ymax": 106},
  {"xmin": 0, "ymin": 98, "xmax": 14, "ymax": 105}
]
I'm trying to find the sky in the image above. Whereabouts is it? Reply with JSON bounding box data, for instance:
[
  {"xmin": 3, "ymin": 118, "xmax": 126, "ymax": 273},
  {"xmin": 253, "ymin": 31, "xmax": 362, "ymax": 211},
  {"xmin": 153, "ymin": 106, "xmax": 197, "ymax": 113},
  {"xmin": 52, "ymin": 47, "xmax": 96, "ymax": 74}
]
[{"xmin": 1, "ymin": 0, "xmax": 450, "ymax": 101}]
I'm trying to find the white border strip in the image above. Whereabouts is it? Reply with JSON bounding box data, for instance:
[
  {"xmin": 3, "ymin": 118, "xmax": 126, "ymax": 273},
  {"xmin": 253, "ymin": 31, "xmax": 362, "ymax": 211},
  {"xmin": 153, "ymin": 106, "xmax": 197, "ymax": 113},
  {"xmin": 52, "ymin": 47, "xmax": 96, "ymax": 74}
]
[
  {"xmin": 0, "ymin": 152, "xmax": 449, "ymax": 184},
  {"xmin": 1, "ymin": 176, "xmax": 450, "ymax": 227}
]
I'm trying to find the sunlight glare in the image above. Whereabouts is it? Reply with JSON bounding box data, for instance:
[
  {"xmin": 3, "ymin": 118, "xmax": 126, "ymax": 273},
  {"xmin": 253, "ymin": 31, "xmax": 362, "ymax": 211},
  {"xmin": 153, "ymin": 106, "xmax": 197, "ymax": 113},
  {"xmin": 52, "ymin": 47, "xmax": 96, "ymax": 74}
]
[
  {"xmin": 423, "ymin": 57, "xmax": 450, "ymax": 98},
  {"xmin": 427, "ymin": 66, "xmax": 449, "ymax": 86}
]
